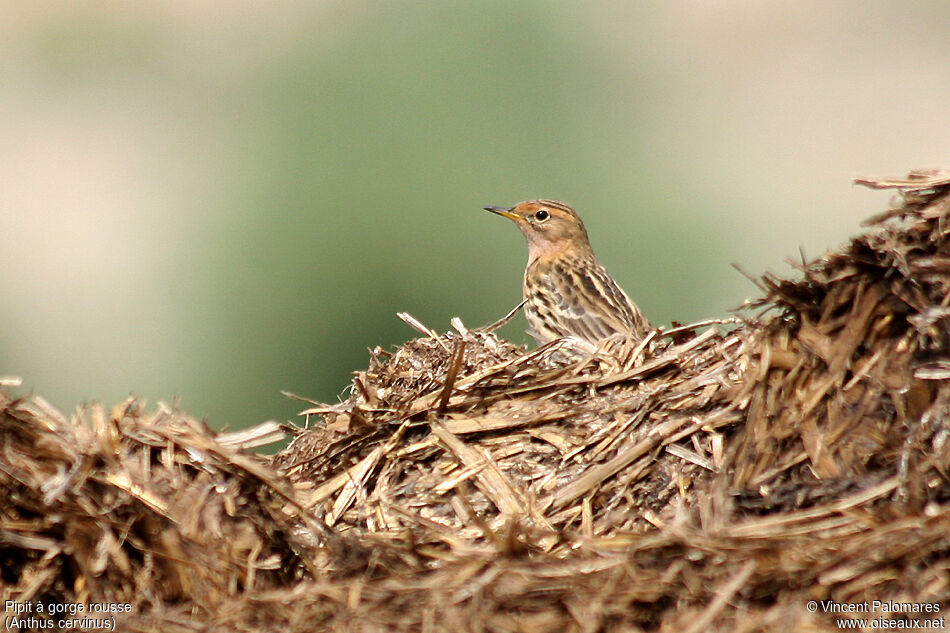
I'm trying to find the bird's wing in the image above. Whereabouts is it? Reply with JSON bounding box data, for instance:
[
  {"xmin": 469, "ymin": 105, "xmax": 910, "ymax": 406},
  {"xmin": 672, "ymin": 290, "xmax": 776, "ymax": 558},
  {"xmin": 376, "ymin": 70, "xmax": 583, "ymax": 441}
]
[{"xmin": 535, "ymin": 261, "xmax": 647, "ymax": 343}]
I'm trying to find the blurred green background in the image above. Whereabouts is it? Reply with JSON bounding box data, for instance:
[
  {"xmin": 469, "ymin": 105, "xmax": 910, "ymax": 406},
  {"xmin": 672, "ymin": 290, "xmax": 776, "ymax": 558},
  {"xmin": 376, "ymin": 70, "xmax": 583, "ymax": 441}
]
[{"xmin": 2, "ymin": 2, "xmax": 949, "ymax": 430}]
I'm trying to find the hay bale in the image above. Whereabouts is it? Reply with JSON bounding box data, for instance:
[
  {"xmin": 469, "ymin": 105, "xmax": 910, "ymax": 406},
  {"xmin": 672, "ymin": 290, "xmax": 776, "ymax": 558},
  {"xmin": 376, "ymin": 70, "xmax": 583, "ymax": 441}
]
[
  {"xmin": 2, "ymin": 170, "xmax": 949, "ymax": 631},
  {"xmin": 0, "ymin": 394, "xmax": 327, "ymax": 630}
]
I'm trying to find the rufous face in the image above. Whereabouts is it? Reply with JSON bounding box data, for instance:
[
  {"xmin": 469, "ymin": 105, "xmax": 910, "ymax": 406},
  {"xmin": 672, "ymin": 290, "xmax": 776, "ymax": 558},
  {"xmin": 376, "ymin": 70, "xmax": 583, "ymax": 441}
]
[{"xmin": 485, "ymin": 200, "xmax": 591, "ymax": 260}]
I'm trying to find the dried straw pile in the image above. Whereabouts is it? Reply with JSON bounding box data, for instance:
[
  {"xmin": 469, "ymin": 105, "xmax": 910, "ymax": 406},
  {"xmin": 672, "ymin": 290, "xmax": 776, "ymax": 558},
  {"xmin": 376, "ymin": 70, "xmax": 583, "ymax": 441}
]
[{"xmin": 2, "ymin": 171, "xmax": 950, "ymax": 632}]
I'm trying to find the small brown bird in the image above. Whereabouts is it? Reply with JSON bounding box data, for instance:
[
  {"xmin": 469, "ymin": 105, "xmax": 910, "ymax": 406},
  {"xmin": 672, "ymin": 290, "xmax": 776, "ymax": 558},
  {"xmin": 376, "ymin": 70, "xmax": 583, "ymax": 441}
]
[{"xmin": 484, "ymin": 199, "xmax": 650, "ymax": 346}]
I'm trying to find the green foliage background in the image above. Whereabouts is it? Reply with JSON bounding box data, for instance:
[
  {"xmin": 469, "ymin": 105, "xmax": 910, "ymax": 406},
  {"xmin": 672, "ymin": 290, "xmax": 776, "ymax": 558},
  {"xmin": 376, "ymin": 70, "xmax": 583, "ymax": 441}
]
[{"xmin": 2, "ymin": 2, "xmax": 949, "ymax": 429}]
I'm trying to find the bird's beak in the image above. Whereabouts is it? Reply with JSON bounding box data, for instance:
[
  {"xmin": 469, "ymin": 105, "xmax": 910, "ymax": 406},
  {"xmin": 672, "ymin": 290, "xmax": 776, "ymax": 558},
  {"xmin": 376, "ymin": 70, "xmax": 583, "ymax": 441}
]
[{"xmin": 484, "ymin": 205, "xmax": 520, "ymax": 221}]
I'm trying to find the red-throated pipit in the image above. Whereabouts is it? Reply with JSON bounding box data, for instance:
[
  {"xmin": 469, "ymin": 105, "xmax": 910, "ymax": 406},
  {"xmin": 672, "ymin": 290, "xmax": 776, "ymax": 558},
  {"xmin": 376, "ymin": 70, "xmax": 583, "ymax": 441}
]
[{"xmin": 484, "ymin": 199, "xmax": 650, "ymax": 346}]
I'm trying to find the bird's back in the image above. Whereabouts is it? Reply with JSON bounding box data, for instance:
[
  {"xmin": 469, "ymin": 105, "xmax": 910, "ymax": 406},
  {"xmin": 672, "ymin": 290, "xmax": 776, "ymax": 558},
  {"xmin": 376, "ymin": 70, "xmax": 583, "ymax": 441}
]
[{"xmin": 524, "ymin": 253, "xmax": 650, "ymax": 345}]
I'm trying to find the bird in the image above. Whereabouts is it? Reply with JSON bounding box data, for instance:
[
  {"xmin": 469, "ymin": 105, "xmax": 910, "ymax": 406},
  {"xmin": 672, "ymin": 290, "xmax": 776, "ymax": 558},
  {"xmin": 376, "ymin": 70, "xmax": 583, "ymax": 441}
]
[{"xmin": 483, "ymin": 199, "xmax": 650, "ymax": 347}]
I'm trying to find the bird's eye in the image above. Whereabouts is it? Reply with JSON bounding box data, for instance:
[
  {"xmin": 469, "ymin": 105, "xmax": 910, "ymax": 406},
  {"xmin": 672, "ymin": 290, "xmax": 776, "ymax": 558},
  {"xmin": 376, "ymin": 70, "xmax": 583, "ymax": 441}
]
[{"xmin": 534, "ymin": 210, "xmax": 550, "ymax": 221}]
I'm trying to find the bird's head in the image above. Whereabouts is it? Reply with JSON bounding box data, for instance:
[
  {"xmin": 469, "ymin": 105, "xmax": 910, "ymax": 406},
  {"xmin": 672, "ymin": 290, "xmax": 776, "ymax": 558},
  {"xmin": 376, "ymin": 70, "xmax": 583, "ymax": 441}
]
[{"xmin": 484, "ymin": 199, "xmax": 593, "ymax": 262}]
